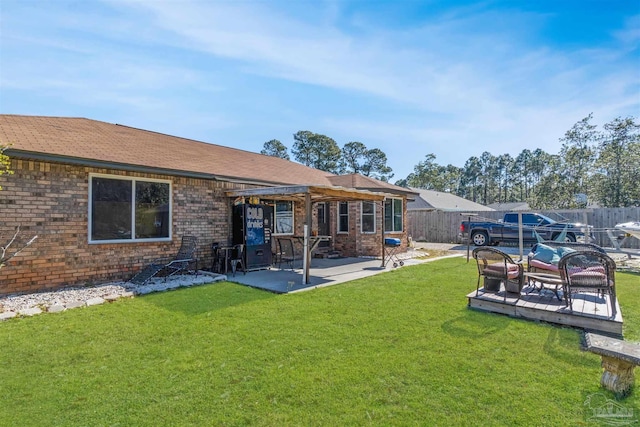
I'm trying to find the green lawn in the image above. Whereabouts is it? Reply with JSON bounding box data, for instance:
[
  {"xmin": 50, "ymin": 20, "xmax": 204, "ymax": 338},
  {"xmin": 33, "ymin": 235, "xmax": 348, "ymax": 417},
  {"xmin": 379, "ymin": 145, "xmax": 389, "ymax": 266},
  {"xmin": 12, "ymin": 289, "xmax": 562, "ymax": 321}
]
[{"xmin": 1, "ymin": 258, "xmax": 638, "ymax": 426}]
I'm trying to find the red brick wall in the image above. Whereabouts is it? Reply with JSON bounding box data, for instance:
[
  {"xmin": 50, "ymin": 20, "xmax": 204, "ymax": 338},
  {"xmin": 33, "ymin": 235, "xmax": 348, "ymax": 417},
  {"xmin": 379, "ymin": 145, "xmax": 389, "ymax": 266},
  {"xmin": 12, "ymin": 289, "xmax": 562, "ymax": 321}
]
[
  {"xmin": 276, "ymin": 200, "xmax": 405, "ymax": 259},
  {"xmin": 331, "ymin": 200, "xmax": 408, "ymax": 258},
  {"xmin": 0, "ymin": 158, "xmax": 408, "ymax": 294},
  {"xmin": 0, "ymin": 159, "xmax": 233, "ymax": 294}
]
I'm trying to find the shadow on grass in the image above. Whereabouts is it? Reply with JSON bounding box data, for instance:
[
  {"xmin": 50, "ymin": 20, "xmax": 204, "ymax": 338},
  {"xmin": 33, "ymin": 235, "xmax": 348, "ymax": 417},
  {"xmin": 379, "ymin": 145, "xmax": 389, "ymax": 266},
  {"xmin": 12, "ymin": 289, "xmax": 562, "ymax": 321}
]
[
  {"xmin": 141, "ymin": 281, "xmax": 276, "ymax": 316},
  {"xmin": 543, "ymin": 328, "xmax": 594, "ymax": 368}
]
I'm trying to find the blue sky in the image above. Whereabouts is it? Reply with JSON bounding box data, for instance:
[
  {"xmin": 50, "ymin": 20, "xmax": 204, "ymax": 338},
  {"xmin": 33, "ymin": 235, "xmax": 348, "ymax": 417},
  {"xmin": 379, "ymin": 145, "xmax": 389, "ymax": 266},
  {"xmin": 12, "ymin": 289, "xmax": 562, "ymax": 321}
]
[{"xmin": 1, "ymin": 0, "xmax": 638, "ymax": 181}]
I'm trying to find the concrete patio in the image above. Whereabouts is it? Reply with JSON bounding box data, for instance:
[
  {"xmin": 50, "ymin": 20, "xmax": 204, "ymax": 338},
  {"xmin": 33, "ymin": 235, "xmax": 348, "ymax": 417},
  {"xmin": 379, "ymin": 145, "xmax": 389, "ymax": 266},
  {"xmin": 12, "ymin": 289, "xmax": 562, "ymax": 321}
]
[{"xmin": 217, "ymin": 252, "xmax": 459, "ymax": 293}]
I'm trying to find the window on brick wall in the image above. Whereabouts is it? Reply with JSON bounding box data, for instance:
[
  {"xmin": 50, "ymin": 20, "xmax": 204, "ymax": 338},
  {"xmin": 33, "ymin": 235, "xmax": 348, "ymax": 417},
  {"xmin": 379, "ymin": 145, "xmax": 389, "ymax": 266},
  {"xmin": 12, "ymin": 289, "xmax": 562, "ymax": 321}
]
[
  {"xmin": 89, "ymin": 175, "xmax": 171, "ymax": 243},
  {"xmin": 275, "ymin": 201, "xmax": 294, "ymax": 234},
  {"xmin": 338, "ymin": 202, "xmax": 349, "ymax": 233},
  {"xmin": 384, "ymin": 198, "xmax": 403, "ymax": 233},
  {"xmin": 263, "ymin": 200, "xmax": 294, "ymax": 235},
  {"xmin": 361, "ymin": 201, "xmax": 375, "ymax": 233}
]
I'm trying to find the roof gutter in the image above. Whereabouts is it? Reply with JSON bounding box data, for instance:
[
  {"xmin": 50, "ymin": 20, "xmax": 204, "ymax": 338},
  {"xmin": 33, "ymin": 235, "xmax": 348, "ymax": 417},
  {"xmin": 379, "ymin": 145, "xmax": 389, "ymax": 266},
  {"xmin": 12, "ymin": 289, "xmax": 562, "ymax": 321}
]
[
  {"xmin": 4, "ymin": 149, "xmax": 305, "ymax": 187},
  {"xmin": 5, "ymin": 149, "xmax": 399, "ymax": 190}
]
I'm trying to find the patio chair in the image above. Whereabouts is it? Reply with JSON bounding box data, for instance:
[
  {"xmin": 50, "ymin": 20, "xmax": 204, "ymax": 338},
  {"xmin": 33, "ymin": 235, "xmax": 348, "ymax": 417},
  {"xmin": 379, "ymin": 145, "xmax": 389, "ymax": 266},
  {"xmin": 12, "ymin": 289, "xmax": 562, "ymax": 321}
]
[
  {"xmin": 277, "ymin": 238, "xmax": 297, "ymax": 270},
  {"xmin": 473, "ymin": 247, "xmax": 524, "ymax": 302},
  {"xmin": 229, "ymin": 243, "xmax": 246, "ymax": 276},
  {"xmin": 129, "ymin": 236, "xmax": 198, "ymax": 285},
  {"xmin": 210, "ymin": 242, "xmax": 225, "ymax": 274},
  {"xmin": 558, "ymin": 250, "xmax": 617, "ymax": 318}
]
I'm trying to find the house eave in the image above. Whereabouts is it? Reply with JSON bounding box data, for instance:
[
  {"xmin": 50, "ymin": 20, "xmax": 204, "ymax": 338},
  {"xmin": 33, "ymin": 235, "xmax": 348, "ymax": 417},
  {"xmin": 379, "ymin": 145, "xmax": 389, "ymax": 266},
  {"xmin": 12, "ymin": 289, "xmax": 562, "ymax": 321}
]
[{"xmin": 4, "ymin": 149, "xmax": 305, "ymax": 187}]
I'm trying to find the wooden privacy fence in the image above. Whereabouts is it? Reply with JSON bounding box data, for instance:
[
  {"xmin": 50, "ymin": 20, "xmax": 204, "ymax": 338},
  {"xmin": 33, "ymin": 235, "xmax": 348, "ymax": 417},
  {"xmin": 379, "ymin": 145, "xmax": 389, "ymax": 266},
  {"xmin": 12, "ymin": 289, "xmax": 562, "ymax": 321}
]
[{"xmin": 407, "ymin": 207, "xmax": 640, "ymax": 249}]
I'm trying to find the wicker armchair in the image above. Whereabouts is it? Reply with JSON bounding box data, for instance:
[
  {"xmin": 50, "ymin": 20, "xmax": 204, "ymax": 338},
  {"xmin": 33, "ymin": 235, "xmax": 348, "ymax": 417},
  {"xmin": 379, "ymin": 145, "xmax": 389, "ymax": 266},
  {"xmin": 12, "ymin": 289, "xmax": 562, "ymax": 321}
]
[
  {"xmin": 558, "ymin": 250, "xmax": 617, "ymax": 318},
  {"xmin": 473, "ymin": 247, "xmax": 524, "ymax": 301}
]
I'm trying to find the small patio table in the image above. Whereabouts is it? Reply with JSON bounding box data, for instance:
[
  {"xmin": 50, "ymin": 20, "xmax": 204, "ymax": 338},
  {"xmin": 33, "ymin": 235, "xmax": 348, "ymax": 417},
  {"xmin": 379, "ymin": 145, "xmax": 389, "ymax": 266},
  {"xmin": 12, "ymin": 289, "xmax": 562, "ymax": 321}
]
[{"xmin": 524, "ymin": 271, "xmax": 565, "ymax": 302}]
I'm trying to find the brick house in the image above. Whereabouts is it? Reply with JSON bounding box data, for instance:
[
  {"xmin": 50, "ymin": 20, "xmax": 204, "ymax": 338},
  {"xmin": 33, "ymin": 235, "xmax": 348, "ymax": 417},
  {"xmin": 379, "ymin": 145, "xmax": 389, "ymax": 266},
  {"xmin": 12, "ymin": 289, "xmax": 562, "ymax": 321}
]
[{"xmin": 0, "ymin": 115, "xmax": 415, "ymax": 295}]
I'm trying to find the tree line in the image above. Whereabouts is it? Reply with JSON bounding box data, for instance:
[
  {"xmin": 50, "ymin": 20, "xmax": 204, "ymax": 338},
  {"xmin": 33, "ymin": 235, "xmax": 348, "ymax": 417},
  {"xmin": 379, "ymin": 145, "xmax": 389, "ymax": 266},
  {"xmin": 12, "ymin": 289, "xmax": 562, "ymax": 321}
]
[
  {"xmin": 397, "ymin": 114, "xmax": 639, "ymax": 209},
  {"xmin": 263, "ymin": 115, "xmax": 639, "ymax": 209},
  {"xmin": 261, "ymin": 131, "xmax": 393, "ymax": 182}
]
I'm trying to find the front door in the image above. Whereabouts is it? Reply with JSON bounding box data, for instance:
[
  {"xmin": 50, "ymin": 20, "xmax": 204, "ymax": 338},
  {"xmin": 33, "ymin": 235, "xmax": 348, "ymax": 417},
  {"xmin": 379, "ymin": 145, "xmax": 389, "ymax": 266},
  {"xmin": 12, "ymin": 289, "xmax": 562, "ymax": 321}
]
[{"xmin": 317, "ymin": 203, "xmax": 330, "ymax": 248}]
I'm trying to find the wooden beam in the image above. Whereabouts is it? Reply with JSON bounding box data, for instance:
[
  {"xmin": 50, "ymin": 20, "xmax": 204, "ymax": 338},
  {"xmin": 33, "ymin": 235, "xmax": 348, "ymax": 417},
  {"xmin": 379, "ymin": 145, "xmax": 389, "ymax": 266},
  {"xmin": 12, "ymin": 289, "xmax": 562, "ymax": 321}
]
[{"xmin": 225, "ymin": 184, "xmax": 387, "ymax": 202}]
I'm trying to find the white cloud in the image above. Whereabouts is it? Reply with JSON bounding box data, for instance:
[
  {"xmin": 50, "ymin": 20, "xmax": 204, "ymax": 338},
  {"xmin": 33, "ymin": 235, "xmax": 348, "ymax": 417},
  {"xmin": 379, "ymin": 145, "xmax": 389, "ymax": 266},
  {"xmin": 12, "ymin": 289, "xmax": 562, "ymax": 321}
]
[{"xmin": 1, "ymin": 0, "xmax": 637, "ymax": 179}]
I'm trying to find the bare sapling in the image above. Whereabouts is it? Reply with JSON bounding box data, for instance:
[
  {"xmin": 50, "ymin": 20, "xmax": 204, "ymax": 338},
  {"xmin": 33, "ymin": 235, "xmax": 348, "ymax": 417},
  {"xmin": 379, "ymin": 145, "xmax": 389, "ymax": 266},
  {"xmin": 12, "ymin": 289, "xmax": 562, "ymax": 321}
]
[{"xmin": 0, "ymin": 226, "xmax": 38, "ymax": 270}]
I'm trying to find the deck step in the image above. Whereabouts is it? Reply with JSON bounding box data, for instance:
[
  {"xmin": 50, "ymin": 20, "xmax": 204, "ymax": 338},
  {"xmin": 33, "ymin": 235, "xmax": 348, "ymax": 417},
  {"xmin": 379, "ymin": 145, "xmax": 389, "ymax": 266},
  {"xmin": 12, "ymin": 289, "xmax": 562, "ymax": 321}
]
[{"xmin": 313, "ymin": 249, "xmax": 341, "ymax": 259}]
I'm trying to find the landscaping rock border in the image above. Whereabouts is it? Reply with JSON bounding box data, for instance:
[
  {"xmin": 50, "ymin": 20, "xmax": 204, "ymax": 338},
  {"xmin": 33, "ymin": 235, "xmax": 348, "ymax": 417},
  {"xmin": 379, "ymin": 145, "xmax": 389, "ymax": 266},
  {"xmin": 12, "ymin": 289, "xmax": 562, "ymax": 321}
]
[{"xmin": 0, "ymin": 272, "xmax": 225, "ymax": 320}]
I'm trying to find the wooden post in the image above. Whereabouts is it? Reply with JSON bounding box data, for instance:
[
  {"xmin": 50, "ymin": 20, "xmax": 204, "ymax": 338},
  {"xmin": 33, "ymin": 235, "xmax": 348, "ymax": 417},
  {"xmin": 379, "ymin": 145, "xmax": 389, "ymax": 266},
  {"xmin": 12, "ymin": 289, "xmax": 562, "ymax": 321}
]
[
  {"xmin": 461, "ymin": 213, "xmax": 478, "ymax": 263},
  {"xmin": 583, "ymin": 211, "xmax": 590, "ymax": 243},
  {"xmin": 518, "ymin": 212, "xmax": 524, "ymax": 261},
  {"xmin": 381, "ymin": 200, "xmax": 386, "ymax": 267},
  {"xmin": 303, "ymin": 193, "xmax": 312, "ymax": 285}
]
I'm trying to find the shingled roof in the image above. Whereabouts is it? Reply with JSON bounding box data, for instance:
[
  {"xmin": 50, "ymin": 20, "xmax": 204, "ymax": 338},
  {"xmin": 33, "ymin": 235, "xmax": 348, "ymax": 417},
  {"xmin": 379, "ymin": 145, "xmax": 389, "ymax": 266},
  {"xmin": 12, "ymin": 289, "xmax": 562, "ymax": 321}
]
[
  {"xmin": 328, "ymin": 173, "xmax": 417, "ymax": 198},
  {"xmin": 408, "ymin": 188, "xmax": 494, "ymax": 211},
  {"xmin": 0, "ymin": 115, "xmax": 337, "ymax": 186}
]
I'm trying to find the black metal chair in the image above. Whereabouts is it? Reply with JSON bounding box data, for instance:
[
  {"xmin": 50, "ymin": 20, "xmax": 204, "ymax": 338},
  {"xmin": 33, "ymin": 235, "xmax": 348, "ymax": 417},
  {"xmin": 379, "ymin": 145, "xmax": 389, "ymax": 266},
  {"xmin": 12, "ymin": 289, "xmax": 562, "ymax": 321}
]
[
  {"xmin": 271, "ymin": 237, "xmax": 281, "ymax": 266},
  {"xmin": 229, "ymin": 244, "xmax": 246, "ymax": 276},
  {"xmin": 130, "ymin": 236, "xmax": 198, "ymax": 285},
  {"xmin": 210, "ymin": 242, "xmax": 225, "ymax": 274},
  {"xmin": 473, "ymin": 247, "xmax": 524, "ymax": 302},
  {"xmin": 559, "ymin": 250, "xmax": 617, "ymax": 318},
  {"xmin": 277, "ymin": 238, "xmax": 297, "ymax": 270}
]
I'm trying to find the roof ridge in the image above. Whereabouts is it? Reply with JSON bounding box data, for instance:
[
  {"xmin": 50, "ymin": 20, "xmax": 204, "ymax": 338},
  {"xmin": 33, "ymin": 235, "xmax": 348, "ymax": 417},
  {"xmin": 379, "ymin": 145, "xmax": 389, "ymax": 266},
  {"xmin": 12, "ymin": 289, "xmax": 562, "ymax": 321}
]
[{"xmin": 1, "ymin": 114, "xmax": 87, "ymax": 120}]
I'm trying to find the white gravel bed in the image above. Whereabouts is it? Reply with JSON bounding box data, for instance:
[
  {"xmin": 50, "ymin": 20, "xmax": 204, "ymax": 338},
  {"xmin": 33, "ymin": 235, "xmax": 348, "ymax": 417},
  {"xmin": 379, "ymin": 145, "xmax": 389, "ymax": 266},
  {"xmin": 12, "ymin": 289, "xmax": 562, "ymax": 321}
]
[{"xmin": 0, "ymin": 272, "xmax": 223, "ymax": 317}]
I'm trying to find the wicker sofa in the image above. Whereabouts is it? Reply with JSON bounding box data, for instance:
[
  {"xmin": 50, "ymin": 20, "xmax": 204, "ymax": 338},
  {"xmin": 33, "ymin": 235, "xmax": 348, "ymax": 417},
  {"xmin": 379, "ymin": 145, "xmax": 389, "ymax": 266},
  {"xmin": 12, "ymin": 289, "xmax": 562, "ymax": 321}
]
[{"xmin": 527, "ymin": 241, "xmax": 607, "ymax": 275}]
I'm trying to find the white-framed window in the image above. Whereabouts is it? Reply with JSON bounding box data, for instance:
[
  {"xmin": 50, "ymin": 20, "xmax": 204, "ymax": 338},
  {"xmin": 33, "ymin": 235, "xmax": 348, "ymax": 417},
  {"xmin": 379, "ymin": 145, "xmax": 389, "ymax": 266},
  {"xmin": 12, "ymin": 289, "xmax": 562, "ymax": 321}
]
[
  {"xmin": 337, "ymin": 201, "xmax": 349, "ymax": 233},
  {"xmin": 384, "ymin": 198, "xmax": 403, "ymax": 233},
  {"xmin": 361, "ymin": 201, "xmax": 376, "ymax": 233},
  {"xmin": 274, "ymin": 200, "xmax": 294, "ymax": 234},
  {"xmin": 89, "ymin": 174, "xmax": 172, "ymax": 243}
]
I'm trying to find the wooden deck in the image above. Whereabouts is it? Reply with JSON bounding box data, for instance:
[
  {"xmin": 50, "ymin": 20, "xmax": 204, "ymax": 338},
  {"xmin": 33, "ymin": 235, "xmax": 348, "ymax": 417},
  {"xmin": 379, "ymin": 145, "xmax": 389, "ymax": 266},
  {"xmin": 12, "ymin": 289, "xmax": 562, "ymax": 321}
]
[{"xmin": 467, "ymin": 282, "xmax": 623, "ymax": 336}]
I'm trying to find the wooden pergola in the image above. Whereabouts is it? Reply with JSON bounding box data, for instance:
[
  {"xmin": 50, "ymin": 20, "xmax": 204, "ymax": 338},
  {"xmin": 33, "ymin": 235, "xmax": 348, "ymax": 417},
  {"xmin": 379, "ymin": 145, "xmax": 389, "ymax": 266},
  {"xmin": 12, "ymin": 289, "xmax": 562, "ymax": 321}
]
[{"xmin": 226, "ymin": 185, "xmax": 391, "ymax": 285}]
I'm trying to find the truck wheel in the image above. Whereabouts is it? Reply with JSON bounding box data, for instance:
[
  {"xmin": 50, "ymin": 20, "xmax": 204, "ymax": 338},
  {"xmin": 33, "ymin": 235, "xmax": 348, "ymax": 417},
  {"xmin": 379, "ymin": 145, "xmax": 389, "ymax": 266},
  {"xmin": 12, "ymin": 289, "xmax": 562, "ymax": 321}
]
[
  {"xmin": 471, "ymin": 231, "xmax": 489, "ymax": 246},
  {"xmin": 552, "ymin": 232, "xmax": 576, "ymax": 243}
]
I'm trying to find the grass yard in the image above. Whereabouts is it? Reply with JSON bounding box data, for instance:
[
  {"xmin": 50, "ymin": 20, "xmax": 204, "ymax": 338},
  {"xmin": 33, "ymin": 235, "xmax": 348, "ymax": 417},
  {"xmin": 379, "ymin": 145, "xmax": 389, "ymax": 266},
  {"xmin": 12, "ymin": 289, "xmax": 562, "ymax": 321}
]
[{"xmin": 0, "ymin": 257, "xmax": 638, "ymax": 426}]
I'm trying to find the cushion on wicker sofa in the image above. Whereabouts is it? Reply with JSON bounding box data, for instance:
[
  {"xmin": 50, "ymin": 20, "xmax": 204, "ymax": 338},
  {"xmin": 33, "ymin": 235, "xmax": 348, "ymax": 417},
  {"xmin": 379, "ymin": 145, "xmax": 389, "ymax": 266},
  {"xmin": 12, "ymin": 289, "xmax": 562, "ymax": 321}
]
[
  {"xmin": 532, "ymin": 243, "xmax": 560, "ymax": 264},
  {"xmin": 528, "ymin": 244, "xmax": 577, "ymax": 273},
  {"xmin": 532, "ymin": 244, "xmax": 576, "ymax": 263},
  {"xmin": 528, "ymin": 258, "xmax": 559, "ymax": 272}
]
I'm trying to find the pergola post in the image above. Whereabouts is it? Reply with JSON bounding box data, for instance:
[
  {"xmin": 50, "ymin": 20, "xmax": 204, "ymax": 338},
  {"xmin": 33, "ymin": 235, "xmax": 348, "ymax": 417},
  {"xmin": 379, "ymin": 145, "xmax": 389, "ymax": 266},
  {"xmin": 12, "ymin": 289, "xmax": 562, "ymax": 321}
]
[
  {"xmin": 303, "ymin": 192, "xmax": 312, "ymax": 285},
  {"xmin": 380, "ymin": 200, "xmax": 386, "ymax": 267}
]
